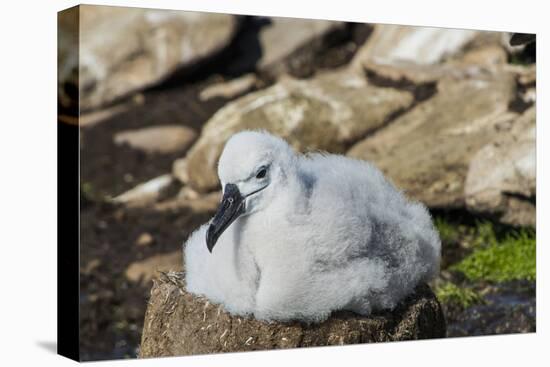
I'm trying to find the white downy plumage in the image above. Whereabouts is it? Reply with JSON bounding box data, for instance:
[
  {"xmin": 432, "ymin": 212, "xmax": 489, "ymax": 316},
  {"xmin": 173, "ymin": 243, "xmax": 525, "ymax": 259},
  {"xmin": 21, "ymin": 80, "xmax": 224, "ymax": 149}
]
[{"xmin": 184, "ymin": 131, "xmax": 440, "ymax": 322}]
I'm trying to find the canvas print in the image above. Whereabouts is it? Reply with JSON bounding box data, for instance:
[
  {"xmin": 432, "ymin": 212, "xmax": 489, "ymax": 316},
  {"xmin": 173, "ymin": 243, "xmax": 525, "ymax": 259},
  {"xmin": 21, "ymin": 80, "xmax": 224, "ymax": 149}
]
[{"xmin": 57, "ymin": 4, "xmax": 536, "ymax": 361}]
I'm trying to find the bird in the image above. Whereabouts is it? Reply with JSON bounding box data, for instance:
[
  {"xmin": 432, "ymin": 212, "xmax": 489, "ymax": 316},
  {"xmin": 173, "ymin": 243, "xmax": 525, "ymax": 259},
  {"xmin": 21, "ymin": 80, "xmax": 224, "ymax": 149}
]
[{"xmin": 184, "ymin": 131, "xmax": 441, "ymax": 323}]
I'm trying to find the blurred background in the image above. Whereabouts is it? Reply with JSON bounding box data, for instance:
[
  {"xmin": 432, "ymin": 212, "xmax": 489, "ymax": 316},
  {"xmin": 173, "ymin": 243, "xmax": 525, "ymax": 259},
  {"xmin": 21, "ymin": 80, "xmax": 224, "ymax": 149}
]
[{"xmin": 58, "ymin": 5, "xmax": 536, "ymax": 361}]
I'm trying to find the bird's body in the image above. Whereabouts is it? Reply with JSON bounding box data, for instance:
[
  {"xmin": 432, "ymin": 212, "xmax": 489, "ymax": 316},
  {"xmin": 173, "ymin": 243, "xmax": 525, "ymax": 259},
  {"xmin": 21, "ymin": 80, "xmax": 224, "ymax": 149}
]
[{"xmin": 184, "ymin": 131, "xmax": 440, "ymax": 322}]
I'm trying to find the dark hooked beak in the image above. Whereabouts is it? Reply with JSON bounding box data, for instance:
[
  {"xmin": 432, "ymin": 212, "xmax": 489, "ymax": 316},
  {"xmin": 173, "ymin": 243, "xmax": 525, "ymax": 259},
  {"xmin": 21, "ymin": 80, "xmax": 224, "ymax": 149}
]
[{"xmin": 206, "ymin": 183, "xmax": 245, "ymax": 253}]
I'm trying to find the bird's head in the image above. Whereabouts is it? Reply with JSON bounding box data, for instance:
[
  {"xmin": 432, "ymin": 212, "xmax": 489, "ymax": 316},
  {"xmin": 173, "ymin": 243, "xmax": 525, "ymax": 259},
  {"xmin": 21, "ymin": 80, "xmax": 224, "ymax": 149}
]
[{"xmin": 206, "ymin": 131, "xmax": 295, "ymax": 252}]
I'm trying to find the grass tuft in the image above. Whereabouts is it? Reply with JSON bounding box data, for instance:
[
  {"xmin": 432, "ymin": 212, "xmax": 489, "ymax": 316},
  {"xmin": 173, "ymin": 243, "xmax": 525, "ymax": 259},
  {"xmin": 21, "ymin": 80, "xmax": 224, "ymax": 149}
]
[
  {"xmin": 435, "ymin": 282, "xmax": 484, "ymax": 309},
  {"xmin": 451, "ymin": 228, "xmax": 535, "ymax": 282}
]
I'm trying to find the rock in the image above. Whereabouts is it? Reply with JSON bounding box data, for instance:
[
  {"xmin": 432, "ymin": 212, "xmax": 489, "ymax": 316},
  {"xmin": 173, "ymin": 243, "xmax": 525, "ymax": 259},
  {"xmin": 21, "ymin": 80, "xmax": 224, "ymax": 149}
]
[
  {"xmin": 139, "ymin": 272, "xmax": 445, "ymax": 357},
  {"xmin": 199, "ymin": 74, "xmax": 259, "ymax": 101},
  {"xmin": 76, "ymin": 102, "xmax": 132, "ymax": 128},
  {"xmin": 464, "ymin": 107, "xmax": 536, "ymax": 227},
  {"xmin": 503, "ymin": 33, "xmax": 534, "ymax": 55},
  {"xmin": 57, "ymin": 6, "xmax": 79, "ymax": 111},
  {"xmin": 154, "ymin": 191, "xmax": 221, "ymax": 214},
  {"xmin": 112, "ymin": 174, "xmax": 174, "ymax": 207},
  {"xmin": 514, "ymin": 64, "xmax": 537, "ymax": 106},
  {"xmin": 348, "ymin": 68, "xmax": 517, "ymax": 209},
  {"xmin": 457, "ymin": 44, "xmax": 507, "ymax": 68},
  {"xmin": 445, "ymin": 281, "xmax": 535, "ymax": 337},
  {"xmin": 521, "ymin": 88, "xmax": 536, "ymax": 106},
  {"xmin": 351, "ymin": 24, "xmax": 479, "ymax": 67},
  {"xmin": 363, "ymin": 59, "xmax": 443, "ymax": 86},
  {"xmin": 183, "ymin": 70, "xmax": 414, "ymax": 192},
  {"xmin": 113, "ymin": 125, "xmax": 197, "ymax": 154},
  {"xmin": 361, "ymin": 43, "xmax": 507, "ymax": 89},
  {"xmin": 256, "ymin": 17, "xmax": 346, "ymax": 76},
  {"xmin": 61, "ymin": 93, "xmax": 147, "ymax": 128},
  {"xmin": 516, "ymin": 64, "xmax": 536, "ymax": 87},
  {"xmin": 177, "ymin": 186, "xmax": 201, "ymax": 200},
  {"xmin": 59, "ymin": 5, "xmax": 238, "ymax": 110},
  {"xmin": 125, "ymin": 252, "xmax": 182, "ymax": 285},
  {"xmin": 172, "ymin": 158, "xmax": 190, "ymax": 184},
  {"xmin": 136, "ymin": 233, "xmax": 155, "ymax": 247},
  {"xmin": 81, "ymin": 259, "xmax": 102, "ymax": 276}
]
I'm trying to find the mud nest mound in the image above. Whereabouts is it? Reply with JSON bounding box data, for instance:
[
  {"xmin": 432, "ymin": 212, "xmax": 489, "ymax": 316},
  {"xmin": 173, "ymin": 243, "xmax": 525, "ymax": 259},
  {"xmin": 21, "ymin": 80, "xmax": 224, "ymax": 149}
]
[{"xmin": 140, "ymin": 271, "xmax": 446, "ymax": 357}]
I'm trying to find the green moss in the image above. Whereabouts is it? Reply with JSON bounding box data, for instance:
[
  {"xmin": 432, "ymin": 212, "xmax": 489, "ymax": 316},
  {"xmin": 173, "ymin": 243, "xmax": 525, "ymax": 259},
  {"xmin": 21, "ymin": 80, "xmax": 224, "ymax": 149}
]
[
  {"xmin": 471, "ymin": 221, "xmax": 498, "ymax": 248},
  {"xmin": 81, "ymin": 181, "xmax": 94, "ymax": 196},
  {"xmin": 435, "ymin": 282, "xmax": 484, "ymax": 309},
  {"xmin": 451, "ymin": 229, "xmax": 536, "ymax": 282},
  {"xmin": 81, "ymin": 181, "xmax": 99, "ymax": 203},
  {"xmin": 434, "ymin": 216, "xmax": 496, "ymax": 248},
  {"xmin": 434, "ymin": 217, "xmax": 460, "ymax": 244}
]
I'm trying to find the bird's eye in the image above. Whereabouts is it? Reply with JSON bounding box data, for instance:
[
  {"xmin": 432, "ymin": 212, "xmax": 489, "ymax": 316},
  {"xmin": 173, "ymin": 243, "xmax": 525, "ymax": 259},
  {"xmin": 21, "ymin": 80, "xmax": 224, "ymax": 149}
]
[{"xmin": 256, "ymin": 167, "xmax": 267, "ymax": 179}]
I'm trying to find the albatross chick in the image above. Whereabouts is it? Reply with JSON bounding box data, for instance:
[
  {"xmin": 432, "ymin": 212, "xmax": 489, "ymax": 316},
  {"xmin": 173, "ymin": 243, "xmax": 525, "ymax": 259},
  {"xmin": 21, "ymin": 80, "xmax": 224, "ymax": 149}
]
[{"xmin": 184, "ymin": 131, "xmax": 440, "ymax": 322}]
